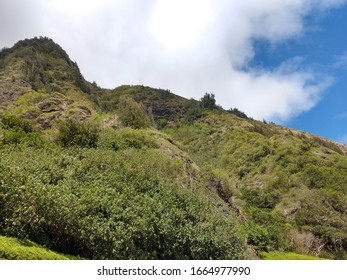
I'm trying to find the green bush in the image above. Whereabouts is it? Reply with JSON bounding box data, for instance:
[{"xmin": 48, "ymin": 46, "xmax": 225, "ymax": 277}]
[
  {"xmin": 98, "ymin": 128, "xmax": 159, "ymax": 151},
  {"xmin": 0, "ymin": 142, "xmax": 246, "ymax": 260},
  {"xmin": 184, "ymin": 99, "xmax": 203, "ymax": 123},
  {"xmin": 245, "ymin": 221, "xmax": 284, "ymax": 252},
  {"xmin": 0, "ymin": 114, "xmax": 34, "ymax": 133},
  {"xmin": 227, "ymin": 108, "xmax": 249, "ymax": 119},
  {"xmin": 200, "ymin": 93, "xmax": 217, "ymax": 109},
  {"xmin": 0, "ymin": 236, "xmax": 74, "ymax": 260},
  {"xmin": 1, "ymin": 128, "xmax": 43, "ymax": 147},
  {"xmin": 57, "ymin": 119, "xmax": 99, "ymax": 148},
  {"xmin": 0, "ymin": 115, "xmax": 43, "ymax": 147},
  {"xmin": 117, "ymin": 96, "xmax": 154, "ymax": 129},
  {"xmin": 242, "ymin": 188, "xmax": 280, "ymax": 209}
]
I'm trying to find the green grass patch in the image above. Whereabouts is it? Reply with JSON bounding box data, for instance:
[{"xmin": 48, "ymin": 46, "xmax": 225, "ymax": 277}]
[
  {"xmin": 0, "ymin": 236, "xmax": 75, "ymax": 260},
  {"xmin": 260, "ymin": 251, "xmax": 327, "ymax": 260}
]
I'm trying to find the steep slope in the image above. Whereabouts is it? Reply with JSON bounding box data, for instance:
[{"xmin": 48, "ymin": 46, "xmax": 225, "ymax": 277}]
[
  {"xmin": 0, "ymin": 37, "xmax": 100, "ymax": 140},
  {"xmin": 164, "ymin": 112, "xmax": 347, "ymax": 259},
  {"xmin": 0, "ymin": 37, "xmax": 195, "ymax": 132},
  {"xmin": 1, "ymin": 37, "xmax": 346, "ymax": 259},
  {"xmin": 0, "ymin": 38, "xmax": 246, "ymax": 260}
]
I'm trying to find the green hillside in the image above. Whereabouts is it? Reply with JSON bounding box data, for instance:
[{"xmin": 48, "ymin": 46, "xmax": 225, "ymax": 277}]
[
  {"xmin": 0, "ymin": 235, "xmax": 77, "ymax": 260},
  {"xmin": 0, "ymin": 37, "xmax": 346, "ymax": 260},
  {"xmin": 164, "ymin": 112, "xmax": 347, "ymax": 259}
]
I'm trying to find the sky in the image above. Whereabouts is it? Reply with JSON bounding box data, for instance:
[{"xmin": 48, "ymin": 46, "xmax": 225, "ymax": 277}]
[{"xmin": 0, "ymin": 0, "xmax": 347, "ymax": 143}]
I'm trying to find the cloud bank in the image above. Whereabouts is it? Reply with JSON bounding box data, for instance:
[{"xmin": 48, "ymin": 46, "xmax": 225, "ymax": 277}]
[{"xmin": 0, "ymin": 0, "xmax": 346, "ymax": 121}]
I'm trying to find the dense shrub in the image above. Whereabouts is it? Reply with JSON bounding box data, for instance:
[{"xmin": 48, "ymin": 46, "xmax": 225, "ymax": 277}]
[
  {"xmin": 0, "ymin": 236, "xmax": 74, "ymax": 260},
  {"xmin": 117, "ymin": 96, "xmax": 154, "ymax": 129},
  {"xmin": 1, "ymin": 128, "xmax": 43, "ymax": 147},
  {"xmin": 98, "ymin": 128, "xmax": 159, "ymax": 151},
  {"xmin": 200, "ymin": 93, "xmax": 217, "ymax": 109},
  {"xmin": 0, "ymin": 138, "xmax": 246, "ymax": 260},
  {"xmin": 57, "ymin": 119, "xmax": 99, "ymax": 148},
  {"xmin": 0, "ymin": 114, "xmax": 34, "ymax": 133},
  {"xmin": 227, "ymin": 108, "xmax": 249, "ymax": 119},
  {"xmin": 242, "ymin": 188, "xmax": 281, "ymax": 209},
  {"xmin": 0, "ymin": 115, "xmax": 43, "ymax": 147},
  {"xmin": 184, "ymin": 99, "xmax": 203, "ymax": 123}
]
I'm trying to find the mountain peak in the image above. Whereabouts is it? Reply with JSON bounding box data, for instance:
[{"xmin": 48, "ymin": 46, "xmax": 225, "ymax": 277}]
[
  {"xmin": 0, "ymin": 36, "xmax": 88, "ymax": 93},
  {"xmin": 1, "ymin": 37, "xmax": 347, "ymax": 260},
  {"xmin": 5, "ymin": 36, "xmax": 71, "ymax": 64}
]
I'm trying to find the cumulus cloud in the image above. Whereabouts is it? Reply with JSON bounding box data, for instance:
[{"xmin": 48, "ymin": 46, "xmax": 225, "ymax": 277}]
[{"xmin": 0, "ymin": 0, "xmax": 346, "ymax": 121}]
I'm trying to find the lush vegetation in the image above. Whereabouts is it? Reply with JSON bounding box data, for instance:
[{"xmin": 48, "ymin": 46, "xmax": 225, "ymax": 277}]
[
  {"xmin": 0, "ymin": 235, "xmax": 74, "ymax": 260},
  {"xmin": 259, "ymin": 251, "xmax": 326, "ymax": 260},
  {"xmin": 1, "ymin": 37, "xmax": 346, "ymax": 260},
  {"xmin": 0, "ymin": 117, "xmax": 246, "ymax": 260},
  {"xmin": 117, "ymin": 95, "xmax": 155, "ymax": 129},
  {"xmin": 164, "ymin": 112, "xmax": 347, "ymax": 259}
]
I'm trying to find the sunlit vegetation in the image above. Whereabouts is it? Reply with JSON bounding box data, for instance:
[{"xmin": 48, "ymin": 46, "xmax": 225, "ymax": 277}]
[
  {"xmin": 0, "ymin": 236, "xmax": 75, "ymax": 260},
  {"xmin": 164, "ymin": 112, "xmax": 347, "ymax": 259},
  {"xmin": 260, "ymin": 251, "xmax": 327, "ymax": 260},
  {"xmin": 1, "ymin": 37, "xmax": 346, "ymax": 260},
  {"xmin": 0, "ymin": 117, "xmax": 246, "ymax": 260}
]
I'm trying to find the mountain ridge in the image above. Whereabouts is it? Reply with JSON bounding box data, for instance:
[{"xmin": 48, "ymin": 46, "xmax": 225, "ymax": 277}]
[
  {"xmin": 1, "ymin": 37, "xmax": 346, "ymax": 260},
  {"xmin": 1, "ymin": 36, "xmax": 346, "ymax": 149}
]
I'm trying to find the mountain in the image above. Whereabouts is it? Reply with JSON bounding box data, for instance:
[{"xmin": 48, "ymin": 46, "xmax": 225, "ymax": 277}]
[{"xmin": 0, "ymin": 37, "xmax": 346, "ymax": 260}]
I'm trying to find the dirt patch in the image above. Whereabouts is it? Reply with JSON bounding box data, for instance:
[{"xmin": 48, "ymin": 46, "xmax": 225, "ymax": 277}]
[
  {"xmin": 38, "ymin": 100, "xmax": 62, "ymax": 112},
  {"xmin": 76, "ymin": 105, "xmax": 91, "ymax": 117}
]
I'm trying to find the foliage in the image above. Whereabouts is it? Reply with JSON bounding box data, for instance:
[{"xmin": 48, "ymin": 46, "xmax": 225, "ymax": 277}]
[
  {"xmin": 0, "ymin": 115, "xmax": 43, "ymax": 147},
  {"xmin": 2, "ymin": 37, "xmax": 347, "ymax": 260},
  {"xmin": 184, "ymin": 99, "xmax": 204, "ymax": 123},
  {"xmin": 0, "ymin": 114, "xmax": 34, "ymax": 133},
  {"xmin": 0, "ymin": 37, "xmax": 89, "ymax": 93},
  {"xmin": 200, "ymin": 92, "xmax": 217, "ymax": 109},
  {"xmin": 57, "ymin": 119, "xmax": 99, "ymax": 148},
  {"xmin": 0, "ymin": 134, "xmax": 246, "ymax": 260},
  {"xmin": 242, "ymin": 188, "xmax": 281, "ymax": 209},
  {"xmin": 98, "ymin": 128, "xmax": 160, "ymax": 151},
  {"xmin": 164, "ymin": 111, "xmax": 347, "ymax": 259},
  {"xmin": 260, "ymin": 251, "xmax": 326, "ymax": 260},
  {"xmin": 117, "ymin": 96, "xmax": 154, "ymax": 129},
  {"xmin": 245, "ymin": 221, "xmax": 284, "ymax": 252},
  {"xmin": 0, "ymin": 236, "xmax": 74, "ymax": 260},
  {"xmin": 227, "ymin": 108, "xmax": 249, "ymax": 119},
  {"xmin": 1, "ymin": 128, "xmax": 43, "ymax": 147}
]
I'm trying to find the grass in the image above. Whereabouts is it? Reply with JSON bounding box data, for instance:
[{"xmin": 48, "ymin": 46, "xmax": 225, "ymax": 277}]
[
  {"xmin": 260, "ymin": 251, "xmax": 327, "ymax": 260},
  {"xmin": 0, "ymin": 236, "xmax": 76, "ymax": 260}
]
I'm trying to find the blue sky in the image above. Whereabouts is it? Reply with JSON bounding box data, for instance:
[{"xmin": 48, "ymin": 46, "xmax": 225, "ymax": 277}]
[
  {"xmin": 0, "ymin": 0, "xmax": 347, "ymax": 143},
  {"xmin": 250, "ymin": 6, "xmax": 347, "ymax": 143}
]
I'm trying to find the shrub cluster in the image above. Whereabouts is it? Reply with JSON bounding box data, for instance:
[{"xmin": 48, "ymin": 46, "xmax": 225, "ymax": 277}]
[
  {"xmin": 0, "ymin": 124, "xmax": 246, "ymax": 260},
  {"xmin": 0, "ymin": 114, "xmax": 43, "ymax": 147},
  {"xmin": 117, "ymin": 96, "xmax": 154, "ymax": 129},
  {"xmin": 57, "ymin": 119, "xmax": 99, "ymax": 148}
]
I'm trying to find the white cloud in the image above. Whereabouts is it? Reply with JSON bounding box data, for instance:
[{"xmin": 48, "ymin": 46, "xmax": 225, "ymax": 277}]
[
  {"xmin": 0, "ymin": 0, "xmax": 346, "ymax": 121},
  {"xmin": 333, "ymin": 52, "xmax": 347, "ymax": 69},
  {"xmin": 219, "ymin": 67, "xmax": 332, "ymax": 121}
]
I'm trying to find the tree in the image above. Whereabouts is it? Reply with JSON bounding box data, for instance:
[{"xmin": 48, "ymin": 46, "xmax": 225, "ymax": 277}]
[
  {"xmin": 184, "ymin": 99, "xmax": 203, "ymax": 123},
  {"xmin": 57, "ymin": 119, "xmax": 99, "ymax": 148},
  {"xmin": 117, "ymin": 96, "xmax": 154, "ymax": 129},
  {"xmin": 227, "ymin": 108, "xmax": 248, "ymax": 119},
  {"xmin": 200, "ymin": 92, "xmax": 217, "ymax": 109}
]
